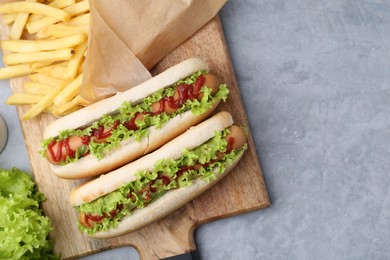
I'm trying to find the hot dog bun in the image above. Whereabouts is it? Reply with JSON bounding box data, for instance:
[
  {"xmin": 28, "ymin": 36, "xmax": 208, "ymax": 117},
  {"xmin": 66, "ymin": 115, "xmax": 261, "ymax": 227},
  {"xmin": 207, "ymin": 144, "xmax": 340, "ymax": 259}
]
[
  {"xmin": 44, "ymin": 58, "xmax": 208, "ymax": 139},
  {"xmin": 70, "ymin": 111, "xmax": 247, "ymax": 238},
  {"xmin": 42, "ymin": 58, "xmax": 227, "ymax": 179},
  {"xmin": 93, "ymin": 152, "xmax": 244, "ymax": 238}
]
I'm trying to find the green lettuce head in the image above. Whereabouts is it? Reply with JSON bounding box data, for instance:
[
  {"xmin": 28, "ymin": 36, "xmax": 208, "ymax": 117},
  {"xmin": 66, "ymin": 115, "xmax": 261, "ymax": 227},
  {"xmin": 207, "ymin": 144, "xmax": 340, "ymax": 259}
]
[{"xmin": 0, "ymin": 168, "xmax": 59, "ymax": 260}]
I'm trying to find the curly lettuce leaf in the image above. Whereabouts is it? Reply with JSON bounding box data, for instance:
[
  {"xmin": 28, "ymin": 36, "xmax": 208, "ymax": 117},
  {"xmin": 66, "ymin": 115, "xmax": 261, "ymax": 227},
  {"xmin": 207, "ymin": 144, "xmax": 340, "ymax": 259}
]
[{"xmin": 0, "ymin": 168, "xmax": 58, "ymax": 260}]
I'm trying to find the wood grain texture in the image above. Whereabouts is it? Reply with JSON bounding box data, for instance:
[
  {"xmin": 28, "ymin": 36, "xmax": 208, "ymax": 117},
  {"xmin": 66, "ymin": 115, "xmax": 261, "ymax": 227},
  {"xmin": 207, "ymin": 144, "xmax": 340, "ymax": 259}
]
[{"xmin": 1, "ymin": 16, "xmax": 269, "ymax": 259}]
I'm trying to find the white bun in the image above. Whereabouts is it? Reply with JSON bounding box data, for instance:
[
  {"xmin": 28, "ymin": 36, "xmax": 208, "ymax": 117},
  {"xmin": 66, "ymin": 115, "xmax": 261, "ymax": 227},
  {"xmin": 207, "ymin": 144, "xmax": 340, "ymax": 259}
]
[
  {"xmin": 70, "ymin": 111, "xmax": 234, "ymax": 206},
  {"xmin": 91, "ymin": 150, "xmax": 244, "ymax": 238},
  {"xmin": 44, "ymin": 57, "xmax": 208, "ymax": 139}
]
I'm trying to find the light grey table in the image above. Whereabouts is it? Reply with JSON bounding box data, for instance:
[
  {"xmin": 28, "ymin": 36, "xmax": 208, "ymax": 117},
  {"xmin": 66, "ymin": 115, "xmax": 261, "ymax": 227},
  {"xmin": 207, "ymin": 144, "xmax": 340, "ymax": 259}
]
[{"xmin": 1, "ymin": 1, "xmax": 390, "ymax": 259}]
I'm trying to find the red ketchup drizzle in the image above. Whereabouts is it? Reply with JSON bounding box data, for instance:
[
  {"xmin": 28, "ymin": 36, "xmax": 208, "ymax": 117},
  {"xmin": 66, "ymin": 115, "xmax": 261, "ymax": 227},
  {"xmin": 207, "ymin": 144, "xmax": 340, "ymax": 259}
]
[
  {"xmin": 80, "ymin": 136, "xmax": 91, "ymax": 145},
  {"xmin": 92, "ymin": 120, "xmax": 120, "ymax": 140},
  {"xmin": 226, "ymin": 137, "xmax": 235, "ymax": 154},
  {"xmin": 84, "ymin": 213, "xmax": 105, "ymax": 227},
  {"xmin": 176, "ymin": 165, "xmax": 193, "ymax": 179},
  {"xmin": 109, "ymin": 204, "xmax": 124, "ymax": 218},
  {"xmin": 123, "ymin": 112, "xmax": 140, "ymax": 130},
  {"xmin": 84, "ymin": 204, "xmax": 124, "ymax": 227},
  {"xmin": 154, "ymin": 76, "xmax": 206, "ymax": 115},
  {"xmin": 47, "ymin": 140, "xmax": 60, "ymax": 163},
  {"xmin": 161, "ymin": 175, "xmax": 171, "ymax": 186},
  {"xmin": 47, "ymin": 138, "xmax": 76, "ymax": 163}
]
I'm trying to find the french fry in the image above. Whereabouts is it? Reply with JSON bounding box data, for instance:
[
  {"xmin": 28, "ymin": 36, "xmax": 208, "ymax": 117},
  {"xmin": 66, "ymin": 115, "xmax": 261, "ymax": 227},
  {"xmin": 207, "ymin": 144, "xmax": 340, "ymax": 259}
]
[
  {"xmin": 53, "ymin": 73, "xmax": 82, "ymax": 106},
  {"xmin": 44, "ymin": 104, "xmax": 57, "ymax": 114},
  {"xmin": 0, "ymin": 2, "xmax": 71, "ymax": 22},
  {"xmin": 53, "ymin": 94, "xmax": 90, "ymax": 116},
  {"xmin": 63, "ymin": 0, "xmax": 89, "ymax": 16},
  {"xmin": 30, "ymin": 61, "xmax": 67, "ymax": 74},
  {"xmin": 48, "ymin": 0, "xmax": 76, "ymax": 9},
  {"xmin": 77, "ymin": 60, "xmax": 84, "ymax": 74},
  {"xmin": 30, "ymin": 60, "xmax": 55, "ymax": 69},
  {"xmin": 1, "ymin": 13, "xmax": 17, "ymax": 25},
  {"xmin": 0, "ymin": 0, "xmax": 91, "ymax": 119},
  {"xmin": 29, "ymin": 73, "xmax": 65, "ymax": 87},
  {"xmin": 37, "ymin": 23, "xmax": 88, "ymax": 38},
  {"xmin": 0, "ymin": 64, "xmax": 34, "ymax": 80},
  {"xmin": 6, "ymin": 92, "xmax": 44, "ymax": 105},
  {"xmin": 3, "ymin": 48, "xmax": 75, "ymax": 65},
  {"xmin": 28, "ymin": 0, "xmax": 75, "ymax": 22},
  {"xmin": 65, "ymin": 12, "xmax": 89, "ymax": 26},
  {"xmin": 24, "ymin": 81, "xmax": 53, "ymax": 95},
  {"xmin": 1, "ymin": 33, "xmax": 87, "ymax": 52},
  {"xmin": 48, "ymin": 63, "xmax": 68, "ymax": 79},
  {"xmin": 9, "ymin": 0, "xmax": 38, "ymax": 40},
  {"xmin": 26, "ymin": 0, "xmax": 89, "ymax": 33},
  {"xmin": 9, "ymin": 3, "xmax": 31, "ymax": 39},
  {"xmin": 9, "ymin": 12, "xmax": 30, "ymax": 40},
  {"xmin": 22, "ymin": 82, "xmax": 66, "ymax": 120},
  {"xmin": 63, "ymin": 41, "xmax": 87, "ymax": 79}
]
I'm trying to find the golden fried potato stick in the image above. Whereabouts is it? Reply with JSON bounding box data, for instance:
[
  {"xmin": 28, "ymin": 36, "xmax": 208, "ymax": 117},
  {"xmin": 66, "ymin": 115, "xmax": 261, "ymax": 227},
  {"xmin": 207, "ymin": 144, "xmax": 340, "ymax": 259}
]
[
  {"xmin": 28, "ymin": 0, "xmax": 75, "ymax": 22},
  {"xmin": 37, "ymin": 24, "xmax": 88, "ymax": 38},
  {"xmin": 53, "ymin": 94, "xmax": 90, "ymax": 116},
  {"xmin": 29, "ymin": 73, "xmax": 66, "ymax": 87},
  {"xmin": 9, "ymin": 0, "xmax": 38, "ymax": 40},
  {"xmin": 0, "ymin": 64, "xmax": 34, "ymax": 79},
  {"xmin": 9, "ymin": 12, "xmax": 30, "ymax": 40},
  {"xmin": 63, "ymin": 41, "xmax": 86, "ymax": 79},
  {"xmin": 65, "ymin": 12, "xmax": 89, "ymax": 26},
  {"xmin": 22, "ymin": 82, "xmax": 67, "ymax": 120},
  {"xmin": 24, "ymin": 81, "xmax": 54, "ymax": 95},
  {"xmin": 0, "ymin": 2, "xmax": 71, "ymax": 22},
  {"xmin": 26, "ymin": 0, "xmax": 89, "ymax": 33},
  {"xmin": 30, "ymin": 60, "xmax": 55, "ymax": 69},
  {"xmin": 6, "ymin": 93, "xmax": 44, "ymax": 105},
  {"xmin": 29, "ymin": 61, "xmax": 67, "ymax": 75},
  {"xmin": 53, "ymin": 73, "xmax": 82, "ymax": 106},
  {"xmin": 3, "ymin": 48, "xmax": 75, "ymax": 65},
  {"xmin": 63, "ymin": 0, "xmax": 89, "ymax": 16},
  {"xmin": 48, "ymin": 63, "xmax": 68, "ymax": 79},
  {"xmin": 1, "ymin": 33, "xmax": 87, "ymax": 52},
  {"xmin": 1, "ymin": 13, "xmax": 17, "ymax": 25},
  {"xmin": 44, "ymin": 104, "xmax": 57, "ymax": 114}
]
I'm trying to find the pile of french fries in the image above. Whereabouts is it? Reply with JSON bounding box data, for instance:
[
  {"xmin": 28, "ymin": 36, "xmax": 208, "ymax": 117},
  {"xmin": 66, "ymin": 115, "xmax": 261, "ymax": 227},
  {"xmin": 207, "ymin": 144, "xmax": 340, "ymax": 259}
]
[{"xmin": 0, "ymin": 0, "xmax": 91, "ymax": 120}]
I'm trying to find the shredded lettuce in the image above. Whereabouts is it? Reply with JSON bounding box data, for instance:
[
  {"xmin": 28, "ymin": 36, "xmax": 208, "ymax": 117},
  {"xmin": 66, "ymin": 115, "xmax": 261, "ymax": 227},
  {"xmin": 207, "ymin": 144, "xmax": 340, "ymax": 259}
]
[
  {"xmin": 77, "ymin": 128, "xmax": 247, "ymax": 235},
  {"xmin": 0, "ymin": 168, "xmax": 59, "ymax": 260},
  {"xmin": 41, "ymin": 71, "xmax": 229, "ymax": 164}
]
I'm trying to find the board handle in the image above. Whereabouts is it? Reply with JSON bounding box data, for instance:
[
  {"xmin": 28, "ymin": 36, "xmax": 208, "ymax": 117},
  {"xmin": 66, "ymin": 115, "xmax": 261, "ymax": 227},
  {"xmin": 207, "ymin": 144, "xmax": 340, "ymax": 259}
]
[
  {"xmin": 162, "ymin": 250, "xmax": 200, "ymax": 260},
  {"xmin": 133, "ymin": 206, "xmax": 198, "ymax": 260}
]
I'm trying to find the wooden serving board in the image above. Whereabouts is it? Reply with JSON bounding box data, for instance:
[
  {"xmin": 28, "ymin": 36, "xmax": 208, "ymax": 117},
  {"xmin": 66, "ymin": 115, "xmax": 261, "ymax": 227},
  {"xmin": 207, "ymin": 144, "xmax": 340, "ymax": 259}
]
[{"xmin": 1, "ymin": 16, "xmax": 269, "ymax": 259}]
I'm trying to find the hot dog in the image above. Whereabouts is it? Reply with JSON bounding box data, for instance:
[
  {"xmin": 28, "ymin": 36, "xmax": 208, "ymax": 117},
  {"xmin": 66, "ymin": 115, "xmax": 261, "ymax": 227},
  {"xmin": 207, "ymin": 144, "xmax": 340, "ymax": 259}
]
[
  {"xmin": 41, "ymin": 58, "xmax": 229, "ymax": 179},
  {"xmin": 69, "ymin": 111, "xmax": 247, "ymax": 238}
]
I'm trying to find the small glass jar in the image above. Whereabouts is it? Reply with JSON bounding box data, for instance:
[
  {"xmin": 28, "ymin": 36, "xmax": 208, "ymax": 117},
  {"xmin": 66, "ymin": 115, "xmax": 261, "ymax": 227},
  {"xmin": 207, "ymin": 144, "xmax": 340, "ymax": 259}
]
[{"xmin": 0, "ymin": 115, "xmax": 7, "ymax": 153}]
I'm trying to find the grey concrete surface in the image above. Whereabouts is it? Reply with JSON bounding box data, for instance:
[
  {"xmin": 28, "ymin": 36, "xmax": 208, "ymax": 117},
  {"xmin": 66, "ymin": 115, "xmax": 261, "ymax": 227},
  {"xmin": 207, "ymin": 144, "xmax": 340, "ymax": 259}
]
[{"xmin": 1, "ymin": 1, "xmax": 390, "ymax": 259}]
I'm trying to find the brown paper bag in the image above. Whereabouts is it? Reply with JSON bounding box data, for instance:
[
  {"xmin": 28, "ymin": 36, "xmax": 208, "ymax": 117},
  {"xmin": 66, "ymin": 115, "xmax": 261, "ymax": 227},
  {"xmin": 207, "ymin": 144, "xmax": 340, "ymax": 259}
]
[{"xmin": 80, "ymin": 0, "xmax": 227, "ymax": 101}]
